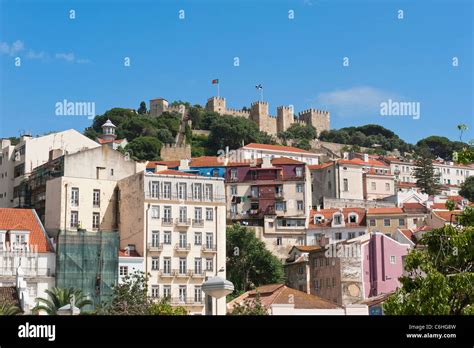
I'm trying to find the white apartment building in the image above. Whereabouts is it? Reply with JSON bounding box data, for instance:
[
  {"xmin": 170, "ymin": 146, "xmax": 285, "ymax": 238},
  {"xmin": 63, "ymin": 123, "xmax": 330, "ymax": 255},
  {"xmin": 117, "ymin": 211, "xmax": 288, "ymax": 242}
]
[
  {"xmin": 40, "ymin": 146, "xmax": 145, "ymax": 234},
  {"xmin": 118, "ymin": 247, "xmax": 144, "ymax": 284},
  {"xmin": 0, "ymin": 208, "xmax": 55, "ymax": 313},
  {"xmin": 118, "ymin": 169, "xmax": 227, "ymax": 315},
  {"xmin": 0, "ymin": 130, "xmax": 100, "ymax": 208},
  {"xmin": 239, "ymin": 143, "xmax": 321, "ymax": 165}
]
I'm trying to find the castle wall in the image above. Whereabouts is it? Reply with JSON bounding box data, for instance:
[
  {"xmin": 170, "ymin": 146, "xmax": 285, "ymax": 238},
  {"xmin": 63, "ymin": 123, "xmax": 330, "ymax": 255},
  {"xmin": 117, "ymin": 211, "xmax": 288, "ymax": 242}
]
[{"xmin": 160, "ymin": 144, "xmax": 191, "ymax": 161}]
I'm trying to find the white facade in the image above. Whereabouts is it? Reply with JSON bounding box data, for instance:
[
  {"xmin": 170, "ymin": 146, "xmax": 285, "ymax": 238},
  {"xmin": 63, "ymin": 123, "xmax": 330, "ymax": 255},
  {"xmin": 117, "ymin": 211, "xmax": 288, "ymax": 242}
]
[
  {"xmin": 118, "ymin": 171, "xmax": 227, "ymax": 315},
  {"xmin": 118, "ymin": 252, "xmax": 144, "ymax": 284},
  {"xmin": 0, "ymin": 130, "xmax": 100, "ymax": 208},
  {"xmin": 239, "ymin": 144, "xmax": 320, "ymax": 165}
]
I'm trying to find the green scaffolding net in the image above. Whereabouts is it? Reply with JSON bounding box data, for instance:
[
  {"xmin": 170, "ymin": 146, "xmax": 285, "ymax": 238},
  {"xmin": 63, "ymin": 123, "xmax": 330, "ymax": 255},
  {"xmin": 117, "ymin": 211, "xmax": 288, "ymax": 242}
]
[{"xmin": 55, "ymin": 230, "xmax": 119, "ymax": 309}]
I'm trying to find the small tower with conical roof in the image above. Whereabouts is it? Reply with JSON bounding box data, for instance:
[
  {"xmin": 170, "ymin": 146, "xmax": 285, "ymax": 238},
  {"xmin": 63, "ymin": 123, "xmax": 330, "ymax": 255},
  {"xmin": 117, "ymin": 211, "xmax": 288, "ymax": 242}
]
[{"xmin": 101, "ymin": 119, "xmax": 117, "ymax": 142}]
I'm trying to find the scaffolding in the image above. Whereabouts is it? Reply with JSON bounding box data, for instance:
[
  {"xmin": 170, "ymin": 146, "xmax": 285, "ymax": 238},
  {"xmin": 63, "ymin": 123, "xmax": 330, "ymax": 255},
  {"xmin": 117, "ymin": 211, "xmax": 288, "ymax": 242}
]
[{"xmin": 55, "ymin": 230, "xmax": 119, "ymax": 309}]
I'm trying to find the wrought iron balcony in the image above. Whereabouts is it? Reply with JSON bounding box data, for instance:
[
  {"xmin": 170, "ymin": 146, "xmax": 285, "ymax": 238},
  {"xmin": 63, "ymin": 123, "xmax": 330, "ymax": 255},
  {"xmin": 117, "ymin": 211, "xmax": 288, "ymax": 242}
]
[
  {"xmin": 201, "ymin": 244, "xmax": 217, "ymax": 253},
  {"xmin": 192, "ymin": 219, "xmax": 204, "ymax": 227},
  {"xmin": 173, "ymin": 269, "xmax": 189, "ymax": 278},
  {"xmin": 175, "ymin": 218, "xmax": 191, "ymax": 226},
  {"xmin": 147, "ymin": 243, "xmax": 163, "ymax": 252},
  {"xmin": 161, "ymin": 218, "xmax": 173, "ymax": 226},
  {"xmin": 174, "ymin": 243, "xmax": 191, "ymax": 252}
]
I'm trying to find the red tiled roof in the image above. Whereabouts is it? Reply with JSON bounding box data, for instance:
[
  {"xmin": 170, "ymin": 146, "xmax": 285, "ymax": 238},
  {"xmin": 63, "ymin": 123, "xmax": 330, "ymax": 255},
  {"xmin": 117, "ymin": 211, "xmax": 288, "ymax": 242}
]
[
  {"xmin": 308, "ymin": 162, "xmax": 333, "ymax": 170},
  {"xmin": 243, "ymin": 143, "xmax": 313, "ymax": 154},
  {"xmin": 309, "ymin": 208, "xmax": 366, "ymax": 228},
  {"xmin": 0, "ymin": 208, "xmax": 53, "ymax": 253},
  {"xmin": 97, "ymin": 138, "xmax": 125, "ymax": 144},
  {"xmin": 432, "ymin": 210, "xmax": 462, "ymax": 222},
  {"xmin": 271, "ymin": 157, "xmax": 305, "ymax": 165},
  {"xmin": 146, "ymin": 160, "xmax": 180, "ymax": 169},
  {"xmin": 154, "ymin": 169, "xmax": 198, "ymax": 177},
  {"xmin": 294, "ymin": 245, "xmax": 321, "ymax": 252},
  {"xmin": 397, "ymin": 181, "xmax": 417, "ymax": 188},
  {"xmin": 399, "ymin": 228, "xmax": 414, "ymax": 240},
  {"xmin": 403, "ymin": 203, "xmax": 425, "ymax": 210},
  {"xmin": 431, "ymin": 203, "xmax": 449, "ymax": 210},
  {"xmin": 226, "ymin": 157, "xmax": 305, "ymax": 167},
  {"xmin": 367, "ymin": 207, "xmax": 404, "ymax": 215},
  {"xmin": 338, "ymin": 158, "xmax": 388, "ymax": 168},
  {"xmin": 190, "ymin": 156, "xmax": 225, "ymax": 167}
]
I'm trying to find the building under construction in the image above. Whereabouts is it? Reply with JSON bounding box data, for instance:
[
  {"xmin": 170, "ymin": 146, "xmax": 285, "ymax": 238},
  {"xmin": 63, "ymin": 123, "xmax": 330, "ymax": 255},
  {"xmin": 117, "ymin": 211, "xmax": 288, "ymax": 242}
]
[{"xmin": 55, "ymin": 230, "xmax": 119, "ymax": 309}]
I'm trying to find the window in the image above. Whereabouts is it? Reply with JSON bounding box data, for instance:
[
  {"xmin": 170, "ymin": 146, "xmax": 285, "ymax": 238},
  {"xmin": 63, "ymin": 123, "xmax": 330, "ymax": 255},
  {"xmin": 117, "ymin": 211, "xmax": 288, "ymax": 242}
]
[
  {"xmin": 332, "ymin": 277, "xmax": 335, "ymax": 287},
  {"xmin": 163, "ymin": 206, "xmax": 172, "ymax": 222},
  {"xmin": 390, "ymin": 256, "xmax": 396, "ymax": 264},
  {"xmin": 71, "ymin": 187, "xmax": 79, "ymax": 207},
  {"xmin": 384, "ymin": 218, "xmax": 391, "ymax": 227},
  {"xmin": 275, "ymin": 202, "xmax": 286, "ymax": 211},
  {"xmin": 179, "ymin": 207, "xmax": 187, "ymax": 223},
  {"xmin": 385, "ymin": 183, "xmax": 390, "ymax": 191},
  {"xmin": 151, "ymin": 181, "xmax": 159, "ymax": 198},
  {"xmin": 230, "ymin": 204, "xmax": 237, "ymax": 214},
  {"xmin": 298, "ymin": 266, "xmax": 304, "ymax": 275},
  {"xmin": 326, "ymin": 278, "xmax": 330, "ymax": 288},
  {"xmin": 297, "ymin": 237, "xmax": 304, "ymax": 245},
  {"xmin": 194, "ymin": 232, "xmax": 202, "ymax": 246},
  {"xmin": 205, "ymin": 208, "xmax": 213, "ymax": 221},
  {"xmin": 319, "ymin": 258, "xmax": 324, "ymax": 267},
  {"xmin": 93, "ymin": 189, "xmax": 100, "ymax": 207},
  {"xmin": 296, "ymin": 183, "xmax": 303, "ymax": 193},
  {"xmin": 359, "ymin": 232, "xmax": 365, "ymax": 236},
  {"xmin": 370, "ymin": 219, "xmax": 376, "ymax": 226},
  {"xmin": 371, "ymin": 182, "xmax": 376, "ymax": 190},
  {"xmin": 204, "ymin": 184, "xmax": 213, "ymax": 201},
  {"xmin": 205, "ymin": 233, "xmax": 214, "ymax": 248},
  {"xmin": 194, "ymin": 286, "xmax": 202, "ymax": 302},
  {"xmin": 328, "ymin": 181, "xmax": 332, "ymax": 190},
  {"xmin": 179, "ymin": 258, "xmax": 187, "ymax": 274},
  {"xmin": 276, "ymin": 237, "xmax": 282, "ymax": 246},
  {"xmin": 163, "ymin": 257, "xmax": 171, "ymax": 273},
  {"xmin": 398, "ymin": 218, "xmax": 405, "ymax": 226},
  {"xmin": 343, "ymin": 178, "xmax": 348, "ymax": 192},
  {"xmin": 349, "ymin": 214, "xmax": 357, "ymax": 223},
  {"xmin": 313, "ymin": 259, "xmax": 318, "ymax": 267},
  {"xmin": 314, "ymin": 279, "xmax": 319, "ymax": 290},
  {"xmin": 193, "ymin": 183, "xmax": 202, "ymax": 200},
  {"xmin": 348, "ymin": 232, "xmax": 356, "ymax": 239},
  {"xmin": 178, "ymin": 183, "xmax": 186, "ymax": 200},
  {"xmin": 70, "ymin": 211, "xmax": 79, "ymax": 228},
  {"xmin": 151, "ymin": 285, "xmax": 159, "ymax": 298},
  {"xmin": 164, "ymin": 231, "xmax": 171, "ymax": 244},
  {"xmin": 163, "ymin": 285, "xmax": 171, "ymax": 299},
  {"xmin": 251, "ymin": 186, "xmax": 258, "ymax": 198},
  {"xmin": 297, "ymin": 200, "xmax": 304, "ymax": 211},
  {"xmin": 179, "ymin": 232, "xmax": 187, "ymax": 248},
  {"xmin": 205, "ymin": 258, "xmax": 213, "ymax": 271},
  {"xmin": 335, "ymin": 232, "xmax": 342, "ymax": 240},
  {"xmin": 178, "ymin": 286, "xmax": 187, "ymax": 302},
  {"xmin": 151, "ymin": 231, "xmax": 160, "ymax": 247},
  {"xmin": 194, "ymin": 207, "xmax": 202, "ymax": 222},
  {"xmin": 333, "ymin": 214, "xmax": 342, "ymax": 225},
  {"xmin": 163, "ymin": 182, "xmax": 171, "ymax": 199},
  {"xmin": 194, "ymin": 258, "xmax": 202, "ymax": 274},
  {"xmin": 151, "ymin": 205, "xmax": 160, "ymax": 219},
  {"xmin": 295, "ymin": 167, "xmax": 303, "ymax": 177},
  {"xmin": 151, "ymin": 257, "xmax": 159, "ymax": 270},
  {"xmin": 230, "ymin": 185, "xmax": 237, "ymax": 195},
  {"xmin": 230, "ymin": 169, "xmax": 237, "ymax": 179},
  {"xmin": 119, "ymin": 266, "xmax": 128, "ymax": 276},
  {"xmin": 110, "ymin": 168, "xmax": 114, "ymax": 176},
  {"xmin": 92, "ymin": 213, "xmax": 100, "ymax": 229}
]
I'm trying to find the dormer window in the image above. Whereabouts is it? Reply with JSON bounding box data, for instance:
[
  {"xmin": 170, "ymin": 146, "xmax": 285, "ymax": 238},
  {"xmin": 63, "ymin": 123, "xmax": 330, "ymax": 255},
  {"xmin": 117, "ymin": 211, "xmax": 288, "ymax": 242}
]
[
  {"xmin": 9, "ymin": 230, "xmax": 30, "ymax": 250},
  {"xmin": 348, "ymin": 213, "xmax": 358, "ymax": 223},
  {"xmin": 313, "ymin": 215, "xmax": 324, "ymax": 224},
  {"xmin": 295, "ymin": 167, "xmax": 303, "ymax": 177},
  {"xmin": 333, "ymin": 214, "xmax": 342, "ymax": 225}
]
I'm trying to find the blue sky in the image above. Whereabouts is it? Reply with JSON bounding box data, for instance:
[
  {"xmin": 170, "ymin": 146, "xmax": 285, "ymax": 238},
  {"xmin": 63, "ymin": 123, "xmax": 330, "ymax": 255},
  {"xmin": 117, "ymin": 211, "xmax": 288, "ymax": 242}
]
[{"xmin": 0, "ymin": 0, "xmax": 472, "ymax": 144}]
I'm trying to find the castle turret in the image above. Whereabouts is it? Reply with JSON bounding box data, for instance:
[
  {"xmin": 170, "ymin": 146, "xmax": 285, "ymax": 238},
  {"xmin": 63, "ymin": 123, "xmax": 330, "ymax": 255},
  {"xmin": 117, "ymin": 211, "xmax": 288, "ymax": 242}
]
[
  {"xmin": 206, "ymin": 96, "xmax": 226, "ymax": 114},
  {"xmin": 277, "ymin": 106, "xmax": 294, "ymax": 133},
  {"xmin": 250, "ymin": 101, "xmax": 269, "ymax": 123},
  {"xmin": 101, "ymin": 119, "xmax": 117, "ymax": 142},
  {"xmin": 150, "ymin": 98, "xmax": 169, "ymax": 117},
  {"xmin": 298, "ymin": 109, "xmax": 330, "ymax": 135}
]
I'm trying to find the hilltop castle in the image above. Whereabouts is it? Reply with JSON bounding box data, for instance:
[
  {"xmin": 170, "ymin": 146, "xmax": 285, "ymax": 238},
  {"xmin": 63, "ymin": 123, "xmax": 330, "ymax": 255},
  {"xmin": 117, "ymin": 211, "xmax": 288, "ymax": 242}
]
[{"xmin": 149, "ymin": 96, "xmax": 330, "ymax": 136}]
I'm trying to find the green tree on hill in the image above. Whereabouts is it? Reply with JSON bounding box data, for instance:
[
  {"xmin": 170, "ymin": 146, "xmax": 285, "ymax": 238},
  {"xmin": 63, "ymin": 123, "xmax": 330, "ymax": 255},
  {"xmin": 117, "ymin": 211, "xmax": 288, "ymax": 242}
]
[
  {"xmin": 137, "ymin": 101, "xmax": 147, "ymax": 115},
  {"xmin": 125, "ymin": 136, "xmax": 162, "ymax": 161},
  {"xmin": 413, "ymin": 147, "xmax": 441, "ymax": 195}
]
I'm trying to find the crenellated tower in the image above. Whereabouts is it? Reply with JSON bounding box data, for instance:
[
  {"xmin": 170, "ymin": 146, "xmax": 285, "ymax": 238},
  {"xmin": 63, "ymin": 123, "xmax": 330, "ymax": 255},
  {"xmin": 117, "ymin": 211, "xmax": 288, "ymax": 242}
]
[
  {"xmin": 298, "ymin": 109, "xmax": 330, "ymax": 136},
  {"xmin": 276, "ymin": 106, "xmax": 294, "ymax": 133}
]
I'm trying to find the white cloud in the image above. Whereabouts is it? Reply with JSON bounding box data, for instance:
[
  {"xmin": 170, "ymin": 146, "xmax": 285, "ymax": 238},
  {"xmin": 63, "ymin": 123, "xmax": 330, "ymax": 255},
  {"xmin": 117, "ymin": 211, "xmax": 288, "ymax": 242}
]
[
  {"xmin": 315, "ymin": 86, "xmax": 401, "ymax": 117},
  {"xmin": 55, "ymin": 52, "xmax": 75, "ymax": 62},
  {"xmin": 26, "ymin": 50, "xmax": 47, "ymax": 60},
  {"xmin": 0, "ymin": 40, "xmax": 25, "ymax": 56}
]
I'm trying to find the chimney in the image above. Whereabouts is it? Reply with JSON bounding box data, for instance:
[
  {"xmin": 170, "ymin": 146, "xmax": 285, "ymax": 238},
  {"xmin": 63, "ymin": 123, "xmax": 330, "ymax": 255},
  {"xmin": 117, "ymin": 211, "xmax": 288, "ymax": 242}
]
[
  {"xmin": 261, "ymin": 156, "xmax": 272, "ymax": 168},
  {"xmin": 179, "ymin": 159, "xmax": 190, "ymax": 170},
  {"xmin": 49, "ymin": 149, "xmax": 64, "ymax": 161},
  {"xmin": 316, "ymin": 205, "xmax": 321, "ymax": 212},
  {"xmin": 154, "ymin": 165, "xmax": 168, "ymax": 172},
  {"xmin": 363, "ymin": 154, "xmax": 369, "ymax": 163},
  {"xmin": 343, "ymin": 152, "xmax": 349, "ymax": 160},
  {"xmin": 20, "ymin": 134, "xmax": 32, "ymax": 142}
]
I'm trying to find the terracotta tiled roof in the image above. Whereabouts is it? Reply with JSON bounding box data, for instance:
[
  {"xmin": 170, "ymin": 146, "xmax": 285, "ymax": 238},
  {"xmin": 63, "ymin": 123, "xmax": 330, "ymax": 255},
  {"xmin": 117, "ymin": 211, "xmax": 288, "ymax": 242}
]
[
  {"xmin": 226, "ymin": 157, "xmax": 304, "ymax": 167},
  {"xmin": 271, "ymin": 157, "xmax": 305, "ymax": 165},
  {"xmin": 119, "ymin": 249, "xmax": 141, "ymax": 257},
  {"xmin": 432, "ymin": 210, "xmax": 462, "ymax": 222},
  {"xmin": 309, "ymin": 208, "xmax": 366, "ymax": 228},
  {"xmin": 243, "ymin": 143, "xmax": 313, "ymax": 154},
  {"xmin": 402, "ymin": 203, "xmax": 427, "ymax": 213},
  {"xmin": 189, "ymin": 156, "xmax": 225, "ymax": 167},
  {"xmin": 397, "ymin": 181, "xmax": 417, "ymax": 188},
  {"xmin": 338, "ymin": 158, "xmax": 388, "ymax": 168},
  {"xmin": 294, "ymin": 245, "xmax": 321, "ymax": 252},
  {"xmin": 97, "ymin": 138, "xmax": 125, "ymax": 144},
  {"xmin": 0, "ymin": 287, "xmax": 21, "ymax": 309},
  {"xmin": 228, "ymin": 284, "xmax": 341, "ymax": 312},
  {"xmin": 154, "ymin": 169, "xmax": 198, "ymax": 177},
  {"xmin": 308, "ymin": 162, "xmax": 333, "ymax": 170},
  {"xmin": 146, "ymin": 160, "xmax": 180, "ymax": 169},
  {"xmin": 399, "ymin": 228, "xmax": 415, "ymax": 241},
  {"xmin": 0, "ymin": 208, "xmax": 53, "ymax": 253},
  {"xmin": 431, "ymin": 203, "xmax": 449, "ymax": 210},
  {"xmin": 367, "ymin": 207, "xmax": 404, "ymax": 215}
]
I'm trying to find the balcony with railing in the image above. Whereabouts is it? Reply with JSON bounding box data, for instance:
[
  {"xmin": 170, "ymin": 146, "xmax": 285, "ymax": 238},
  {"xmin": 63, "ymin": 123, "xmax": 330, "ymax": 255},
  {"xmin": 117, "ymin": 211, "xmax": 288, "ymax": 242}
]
[
  {"xmin": 173, "ymin": 269, "xmax": 189, "ymax": 278},
  {"xmin": 0, "ymin": 267, "xmax": 53, "ymax": 277},
  {"xmin": 175, "ymin": 218, "xmax": 191, "ymax": 227},
  {"xmin": 158, "ymin": 270, "xmax": 175, "ymax": 278},
  {"xmin": 170, "ymin": 297, "xmax": 205, "ymax": 306},
  {"xmin": 147, "ymin": 243, "xmax": 163, "ymax": 252},
  {"xmin": 188, "ymin": 270, "xmax": 206, "ymax": 278},
  {"xmin": 201, "ymin": 244, "xmax": 217, "ymax": 253},
  {"xmin": 161, "ymin": 218, "xmax": 173, "ymax": 226},
  {"xmin": 192, "ymin": 219, "xmax": 204, "ymax": 227},
  {"xmin": 174, "ymin": 243, "xmax": 191, "ymax": 252}
]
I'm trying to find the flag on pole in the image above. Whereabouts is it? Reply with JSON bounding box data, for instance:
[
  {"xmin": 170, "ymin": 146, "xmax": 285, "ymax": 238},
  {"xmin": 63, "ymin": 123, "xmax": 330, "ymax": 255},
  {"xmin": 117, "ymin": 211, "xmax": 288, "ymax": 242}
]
[
  {"xmin": 255, "ymin": 84, "xmax": 263, "ymax": 90},
  {"xmin": 212, "ymin": 79, "xmax": 219, "ymax": 84}
]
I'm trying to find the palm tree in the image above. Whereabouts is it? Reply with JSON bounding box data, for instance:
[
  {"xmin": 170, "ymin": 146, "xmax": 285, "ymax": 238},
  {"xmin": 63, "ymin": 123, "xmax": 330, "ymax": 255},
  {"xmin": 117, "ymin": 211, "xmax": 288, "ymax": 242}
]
[
  {"xmin": 457, "ymin": 124, "xmax": 468, "ymax": 141},
  {"xmin": 0, "ymin": 302, "xmax": 21, "ymax": 315},
  {"xmin": 32, "ymin": 287, "xmax": 93, "ymax": 315}
]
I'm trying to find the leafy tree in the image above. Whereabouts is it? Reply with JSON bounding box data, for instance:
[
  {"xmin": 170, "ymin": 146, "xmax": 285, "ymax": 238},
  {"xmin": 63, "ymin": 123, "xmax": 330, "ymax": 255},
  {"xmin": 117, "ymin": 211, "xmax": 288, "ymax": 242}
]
[
  {"xmin": 32, "ymin": 287, "xmax": 92, "ymax": 315},
  {"xmin": 416, "ymin": 136, "xmax": 468, "ymax": 160},
  {"xmin": 459, "ymin": 176, "xmax": 474, "ymax": 202},
  {"xmin": 0, "ymin": 302, "xmax": 21, "ymax": 315},
  {"xmin": 83, "ymin": 127, "xmax": 99, "ymax": 141},
  {"xmin": 413, "ymin": 147, "xmax": 441, "ymax": 195},
  {"xmin": 99, "ymin": 271, "xmax": 186, "ymax": 315},
  {"xmin": 455, "ymin": 145, "xmax": 474, "ymax": 165},
  {"xmin": 124, "ymin": 136, "xmax": 162, "ymax": 161},
  {"xmin": 226, "ymin": 224, "xmax": 284, "ymax": 294},
  {"xmin": 445, "ymin": 199, "xmax": 455, "ymax": 211},
  {"xmin": 383, "ymin": 224, "xmax": 474, "ymax": 315},
  {"xmin": 137, "ymin": 101, "xmax": 147, "ymax": 115},
  {"xmin": 229, "ymin": 292, "xmax": 269, "ymax": 315}
]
